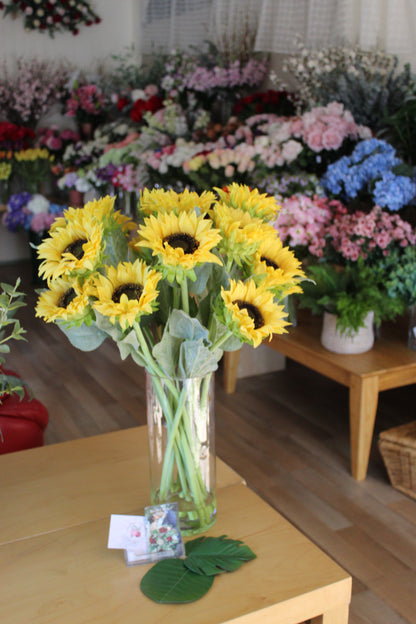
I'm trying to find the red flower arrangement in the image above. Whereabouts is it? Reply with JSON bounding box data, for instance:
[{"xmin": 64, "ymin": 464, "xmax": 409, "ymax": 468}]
[
  {"xmin": 233, "ymin": 89, "xmax": 295, "ymax": 119},
  {"xmin": 0, "ymin": 121, "xmax": 35, "ymax": 150},
  {"xmin": 130, "ymin": 95, "xmax": 164, "ymax": 124},
  {"xmin": 0, "ymin": 0, "xmax": 101, "ymax": 37}
]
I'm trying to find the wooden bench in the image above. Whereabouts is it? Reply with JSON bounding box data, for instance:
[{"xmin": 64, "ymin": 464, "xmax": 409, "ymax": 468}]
[{"xmin": 223, "ymin": 312, "xmax": 416, "ymax": 481}]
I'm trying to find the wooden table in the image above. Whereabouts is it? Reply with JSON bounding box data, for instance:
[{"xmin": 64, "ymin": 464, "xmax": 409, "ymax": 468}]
[
  {"xmin": 223, "ymin": 313, "xmax": 416, "ymax": 481},
  {"xmin": 0, "ymin": 426, "xmax": 351, "ymax": 624}
]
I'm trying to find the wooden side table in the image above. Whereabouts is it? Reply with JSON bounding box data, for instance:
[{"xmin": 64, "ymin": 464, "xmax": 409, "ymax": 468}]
[{"xmin": 223, "ymin": 313, "xmax": 416, "ymax": 481}]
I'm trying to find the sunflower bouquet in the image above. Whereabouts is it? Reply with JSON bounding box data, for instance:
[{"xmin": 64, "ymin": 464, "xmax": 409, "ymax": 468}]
[{"xmin": 35, "ymin": 184, "xmax": 304, "ymax": 533}]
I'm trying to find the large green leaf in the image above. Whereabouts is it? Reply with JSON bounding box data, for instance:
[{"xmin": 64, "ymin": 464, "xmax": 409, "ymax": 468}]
[
  {"xmin": 57, "ymin": 321, "xmax": 107, "ymax": 351},
  {"xmin": 140, "ymin": 559, "xmax": 214, "ymax": 604},
  {"xmin": 184, "ymin": 535, "xmax": 257, "ymax": 576}
]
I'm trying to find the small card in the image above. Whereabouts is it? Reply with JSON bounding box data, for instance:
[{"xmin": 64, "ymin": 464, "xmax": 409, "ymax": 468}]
[{"xmin": 108, "ymin": 503, "xmax": 185, "ymax": 566}]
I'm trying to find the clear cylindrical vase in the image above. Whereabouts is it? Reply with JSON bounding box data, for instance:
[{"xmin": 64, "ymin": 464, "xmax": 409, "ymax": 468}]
[
  {"xmin": 146, "ymin": 371, "xmax": 216, "ymax": 536},
  {"xmin": 408, "ymin": 304, "xmax": 416, "ymax": 350}
]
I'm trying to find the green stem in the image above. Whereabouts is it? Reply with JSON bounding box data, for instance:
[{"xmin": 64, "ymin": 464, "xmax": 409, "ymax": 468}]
[
  {"xmin": 181, "ymin": 278, "xmax": 189, "ymax": 315},
  {"xmin": 210, "ymin": 328, "xmax": 234, "ymax": 353}
]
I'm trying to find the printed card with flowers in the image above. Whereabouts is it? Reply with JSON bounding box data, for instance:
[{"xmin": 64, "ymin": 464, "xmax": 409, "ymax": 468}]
[{"xmin": 108, "ymin": 503, "xmax": 185, "ymax": 566}]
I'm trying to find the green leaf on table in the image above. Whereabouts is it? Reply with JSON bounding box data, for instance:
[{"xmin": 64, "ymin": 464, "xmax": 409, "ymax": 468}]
[
  {"xmin": 184, "ymin": 535, "xmax": 257, "ymax": 576},
  {"xmin": 140, "ymin": 559, "xmax": 214, "ymax": 604}
]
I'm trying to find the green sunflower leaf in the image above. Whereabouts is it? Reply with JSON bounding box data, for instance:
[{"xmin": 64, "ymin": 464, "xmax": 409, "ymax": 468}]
[
  {"xmin": 140, "ymin": 559, "xmax": 214, "ymax": 604},
  {"xmin": 184, "ymin": 535, "xmax": 257, "ymax": 576},
  {"xmin": 57, "ymin": 321, "xmax": 107, "ymax": 351}
]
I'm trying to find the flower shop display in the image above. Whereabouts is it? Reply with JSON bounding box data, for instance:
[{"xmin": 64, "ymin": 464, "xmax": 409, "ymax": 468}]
[
  {"xmin": 13, "ymin": 148, "xmax": 54, "ymax": 194},
  {"xmin": 272, "ymin": 40, "xmax": 414, "ymax": 131},
  {"xmin": 34, "ymin": 187, "xmax": 304, "ymax": 534},
  {"xmin": 298, "ymin": 206, "xmax": 416, "ymax": 349},
  {"xmin": 65, "ymin": 81, "xmax": 107, "ymax": 135},
  {"xmin": 0, "ymin": 121, "xmax": 35, "ymax": 151},
  {"xmin": 0, "ymin": 57, "xmax": 70, "ymax": 128},
  {"xmin": 321, "ymin": 138, "xmax": 416, "ymax": 213},
  {"xmin": 2, "ymin": 192, "xmax": 66, "ymax": 283},
  {"xmin": 273, "ymin": 194, "xmax": 344, "ymax": 261},
  {"xmin": 0, "ymin": 0, "xmax": 101, "ymax": 37}
]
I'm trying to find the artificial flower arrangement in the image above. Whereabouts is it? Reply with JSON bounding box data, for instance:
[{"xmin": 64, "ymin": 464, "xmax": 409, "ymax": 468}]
[
  {"xmin": 2, "ymin": 192, "xmax": 65, "ymax": 234},
  {"xmin": 0, "ymin": 0, "xmax": 101, "ymax": 37},
  {"xmin": 34, "ymin": 185, "xmax": 304, "ymax": 532},
  {"xmin": 321, "ymin": 138, "xmax": 416, "ymax": 212},
  {"xmin": 297, "ymin": 205, "xmax": 416, "ymax": 334}
]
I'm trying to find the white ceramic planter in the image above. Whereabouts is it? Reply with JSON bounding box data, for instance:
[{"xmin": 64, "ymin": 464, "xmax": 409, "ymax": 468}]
[{"xmin": 321, "ymin": 311, "xmax": 374, "ymax": 354}]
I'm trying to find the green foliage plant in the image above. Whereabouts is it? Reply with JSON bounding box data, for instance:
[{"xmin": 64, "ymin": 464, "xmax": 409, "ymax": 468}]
[
  {"xmin": 0, "ymin": 278, "xmax": 28, "ymax": 403},
  {"xmin": 380, "ymin": 245, "xmax": 416, "ymax": 306},
  {"xmin": 298, "ymin": 260, "xmax": 404, "ymax": 335}
]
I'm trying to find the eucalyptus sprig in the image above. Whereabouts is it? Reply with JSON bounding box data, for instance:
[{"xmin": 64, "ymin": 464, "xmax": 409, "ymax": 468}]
[
  {"xmin": 0, "ymin": 278, "xmax": 28, "ymax": 402},
  {"xmin": 140, "ymin": 535, "xmax": 256, "ymax": 604}
]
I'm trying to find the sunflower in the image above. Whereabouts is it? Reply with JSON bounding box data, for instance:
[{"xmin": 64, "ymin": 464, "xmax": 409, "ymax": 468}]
[
  {"xmin": 136, "ymin": 211, "xmax": 222, "ymax": 276},
  {"xmin": 37, "ymin": 215, "xmax": 104, "ymax": 282},
  {"xmin": 214, "ymin": 183, "xmax": 280, "ymax": 221},
  {"xmin": 210, "ymin": 202, "xmax": 275, "ymax": 265},
  {"xmin": 50, "ymin": 196, "xmax": 135, "ymax": 234},
  {"xmin": 82, "ymin": 195, "xmax": 136, "ymax": 232},
  {"xmin": 253, "ymin": 237, "xmax": 306, "ymax": 296},
  {"xmin": 92, "ymin": 259, "xmax": 162, "ymax": 329},
  {"xmin": 220, "ymin": 279, "xmax": 289, "ymax": 347},
  {"xmin": 139, "ymin": 188, "xmax": 216, "ymax": 217},
  {"xmin": 35, "ymin": 277, "xmax": 91, "ymax": 324}
]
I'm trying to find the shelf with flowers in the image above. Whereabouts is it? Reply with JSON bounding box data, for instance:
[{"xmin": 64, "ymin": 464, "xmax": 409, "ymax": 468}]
[
  {"xmin": 2, "ymin": 192, "xmax": 66, "ymax": 284},
  {"xmin": 281, "ymin": 202, "xmax": 416, "ymax": 353},
  {"xmin": 34, "ymin": 185, "xmax": 304, "ymax": 534}
]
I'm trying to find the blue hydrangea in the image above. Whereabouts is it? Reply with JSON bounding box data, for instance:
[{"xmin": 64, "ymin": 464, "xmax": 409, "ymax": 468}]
[
  {"xmin": 321, "ymin": 139, "xmax": 412, "ymax": 206},
  {"xmin": 373, "ymin": 171, "xmax": 416, "ymax": 211}
]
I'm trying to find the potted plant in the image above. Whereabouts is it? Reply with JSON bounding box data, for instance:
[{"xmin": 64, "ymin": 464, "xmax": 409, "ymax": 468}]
[
  {"xmin": 0, "ymin": 278, "xmax": 49, "ymax": 452},
  {"xmin": 379, "ymin": 245, "xmax": 416, "ymax": 350},
  {"xmin": 297, "ymin": 205, "xmax": 415, "ymax": 353}
]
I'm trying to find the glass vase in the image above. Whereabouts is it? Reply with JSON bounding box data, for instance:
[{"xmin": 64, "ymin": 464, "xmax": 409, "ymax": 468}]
[
  {"xmin": 408, "ymin": 304, "xmax": 416, "ymax": 351},
  {"xmin": 145, "ymin": 371, "xmax": 216, "ymax": 536}
]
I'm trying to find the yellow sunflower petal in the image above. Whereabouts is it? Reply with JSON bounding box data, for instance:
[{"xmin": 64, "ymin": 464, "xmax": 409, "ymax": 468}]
[
  {"xmin": 35, "ymin": 278, "xmax": 90, "ymax": 323},
  {"xmin": 92, "ymin": 259, "xmax": 162, "ymax": 329},
  {"xmin": 136, "ymin": 210, "xmax": 222, "ymax": 270},
  {"xmin": 221, "ymin": 279, "xmax": 289, "ymax": 347}
]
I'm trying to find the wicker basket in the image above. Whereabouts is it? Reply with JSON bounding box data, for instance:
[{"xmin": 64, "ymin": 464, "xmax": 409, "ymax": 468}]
[{"xmin": 378, "ymin": 421, "xmax": 416, "ymax": 500}]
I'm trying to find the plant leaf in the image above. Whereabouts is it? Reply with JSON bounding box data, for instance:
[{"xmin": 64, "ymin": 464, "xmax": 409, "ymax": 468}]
[
  {"xmin": 140, "ymin": 559, "xmax": 214, "ymax": 604},
  {"xmin": 184, "ymin": 535, "xmax": 256, "ymax": 576}
]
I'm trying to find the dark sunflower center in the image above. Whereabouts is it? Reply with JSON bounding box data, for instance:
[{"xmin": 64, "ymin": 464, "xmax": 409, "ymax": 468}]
[
  {"xmin": 233, "ymin": 300, "xmax": 264, "ymax": 329},
  {"xmin": 261, "ymin": 255, "xmax": 278, "ymax": 270},
  {"xmin": 58, "ymin": 288, "xmax": 77, "ymax": 309},
  {"xmin": 164, "ymin": 233, "xmax": 199, "ymax": 254},
  {"xmin": 112, "ymin": 283, "xmax": 143, "ymax": 303},
  {"xmin": 64, "ymin": 238, "xmax": 87, "ymax": 260}
]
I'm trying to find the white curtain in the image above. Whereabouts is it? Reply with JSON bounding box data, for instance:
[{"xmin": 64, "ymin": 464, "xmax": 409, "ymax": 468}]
[
  {"xmin": 254, "ymin": 0, "xmax": 416, "ymax": 67},
  {"xmin": 138, "ymin": 0, "xmax": 416, "ymax": 68}
]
